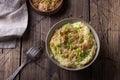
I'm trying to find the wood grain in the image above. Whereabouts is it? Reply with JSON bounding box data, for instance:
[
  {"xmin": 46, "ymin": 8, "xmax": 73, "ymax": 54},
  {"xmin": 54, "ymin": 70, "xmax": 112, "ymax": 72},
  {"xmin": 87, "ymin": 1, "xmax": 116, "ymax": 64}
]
[
  {"xmin": 0, "ymin": 40, "xmax": 20, "ymax": 80},
  {"xmin": 19, "ymin": 2, "xmax": 50, "ymax": 79},
  {"xmin": 0, "ymin": 49, "xmax": 4, "ymax": 80},
  {"xmin": 90, "ymin": 0, "xmax": 120, "ymax": 80},
  {"xmin": 0, "ymin": 0, "xmax": 120, "ymax": 80}
]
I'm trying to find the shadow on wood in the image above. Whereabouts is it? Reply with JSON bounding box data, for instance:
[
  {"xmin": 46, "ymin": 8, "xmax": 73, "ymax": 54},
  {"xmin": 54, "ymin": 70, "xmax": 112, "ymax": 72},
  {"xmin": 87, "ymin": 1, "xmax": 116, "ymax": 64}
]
[{"xmin": 92, "ymin": 54, "xmax": 118, "ymax": 80}]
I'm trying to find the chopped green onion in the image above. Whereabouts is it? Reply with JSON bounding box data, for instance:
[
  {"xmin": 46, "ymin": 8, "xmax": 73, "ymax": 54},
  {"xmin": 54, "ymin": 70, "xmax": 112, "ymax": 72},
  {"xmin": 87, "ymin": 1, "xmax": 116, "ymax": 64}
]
[
  {"xmin": 63, "ymin": 23, "xmax": 71, "ymax": 30},
  {"xmin": 92, "ymin": 13, "xmax": 96, "ymax": 17},
  {"xmin": 79, "ymin": 35, "xmax": 83, "ymax": 43},
  {"xmin": 68, "ymin": 33, "xmax": 72, "ymax": 38},
  {"xmin": 74, "ymin": 49, "xmax": 81, "ymax": 56},
  {"xmin": 51, "ymin": 46, "xmax": 57, "ymax": 53},
  {"xmin": 67, "ymin": 42, "xmax": 71, "ymax": 49},
  {"xmin": 80, "ymin": 52, "xmax": 88, "ymax": 60},
  {"xmin": 101, "ymin": 29, "xmax": 106, "ymax": 33},
  {"xmin": 89, "ymin": 21, "xmax": 92, "ymax": 25},
  {"xmin": 75, "ymin": 58, "xmax": 81, "ymax": 62},
  {"xmin": 74, "ymin": 27, "xmax": 79, "ymax": 32},
  {"xmin": 78, "ymin": 15, "xmax": 83, "ymax": 19},
  {"xmin": 86, "ymin": 34, "xmax": 91, "ymax": 40}
]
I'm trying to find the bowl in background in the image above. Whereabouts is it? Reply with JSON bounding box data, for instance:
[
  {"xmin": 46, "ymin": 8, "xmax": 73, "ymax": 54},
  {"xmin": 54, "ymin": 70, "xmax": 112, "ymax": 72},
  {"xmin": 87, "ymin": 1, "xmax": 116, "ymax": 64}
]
[{"xmin": 29, "ymin": 0, "xmax": 63, "ymax": 15}]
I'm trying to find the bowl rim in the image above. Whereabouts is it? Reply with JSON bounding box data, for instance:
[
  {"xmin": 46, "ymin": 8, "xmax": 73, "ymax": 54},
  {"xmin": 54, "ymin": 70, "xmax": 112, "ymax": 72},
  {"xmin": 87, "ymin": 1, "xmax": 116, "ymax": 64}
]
[
  {"xmin": 29, "ymin": 0, "xmax": 63, "ymax": 13},
  {"xmin": 46, "ymin": 18, "xmax": 100, "ymax": 71}
]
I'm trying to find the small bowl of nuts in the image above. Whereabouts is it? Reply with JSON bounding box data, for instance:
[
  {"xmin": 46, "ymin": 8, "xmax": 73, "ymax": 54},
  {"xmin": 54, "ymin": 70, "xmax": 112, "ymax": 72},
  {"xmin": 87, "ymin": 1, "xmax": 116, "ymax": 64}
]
[{"xmin": 29, "ymin": 0, "xmax": 63, "ymax": 15}]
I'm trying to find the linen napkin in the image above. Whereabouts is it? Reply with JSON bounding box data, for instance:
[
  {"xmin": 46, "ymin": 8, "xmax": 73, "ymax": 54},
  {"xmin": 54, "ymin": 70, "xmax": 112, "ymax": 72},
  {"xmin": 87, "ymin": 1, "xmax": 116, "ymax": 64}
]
[{"xmin": 0, "ymin": 0, "xmax": 28, "ymax": 48}]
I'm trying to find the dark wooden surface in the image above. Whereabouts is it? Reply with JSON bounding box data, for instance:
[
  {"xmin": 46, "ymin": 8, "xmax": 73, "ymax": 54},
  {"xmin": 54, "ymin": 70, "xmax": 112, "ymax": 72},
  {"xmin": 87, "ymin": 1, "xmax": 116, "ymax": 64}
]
[{"xmin": 0, "ymin": 0, "xmax": 120, "ymax": 80}]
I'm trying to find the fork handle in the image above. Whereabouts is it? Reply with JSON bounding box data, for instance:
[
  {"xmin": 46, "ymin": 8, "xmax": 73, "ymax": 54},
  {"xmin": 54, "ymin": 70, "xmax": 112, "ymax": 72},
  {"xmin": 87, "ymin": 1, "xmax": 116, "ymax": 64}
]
[{"xmin": 7, "ymin": 61, "xmax": 27, "ymax": 80}]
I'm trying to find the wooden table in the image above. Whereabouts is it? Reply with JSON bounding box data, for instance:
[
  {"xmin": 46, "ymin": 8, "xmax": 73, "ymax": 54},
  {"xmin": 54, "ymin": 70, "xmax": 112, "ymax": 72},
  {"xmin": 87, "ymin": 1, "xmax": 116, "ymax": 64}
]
[{"xmin": 0, "ymin": 0, "xmax": 120, "ymax": 80}]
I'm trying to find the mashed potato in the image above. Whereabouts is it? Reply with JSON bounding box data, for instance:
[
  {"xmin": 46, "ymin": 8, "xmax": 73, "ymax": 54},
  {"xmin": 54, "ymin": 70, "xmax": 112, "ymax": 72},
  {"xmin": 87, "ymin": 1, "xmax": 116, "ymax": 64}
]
[{"xmin": 50, "ymin": 22, "xmax": 97, "ymax": 68}]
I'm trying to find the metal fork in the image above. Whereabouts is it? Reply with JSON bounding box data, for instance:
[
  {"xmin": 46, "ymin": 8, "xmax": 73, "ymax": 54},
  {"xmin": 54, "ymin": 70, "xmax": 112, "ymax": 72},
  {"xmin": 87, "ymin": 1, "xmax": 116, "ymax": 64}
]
[{"xmin": 7, "ymin": 40, "xmax": 45, "ymax": 80}]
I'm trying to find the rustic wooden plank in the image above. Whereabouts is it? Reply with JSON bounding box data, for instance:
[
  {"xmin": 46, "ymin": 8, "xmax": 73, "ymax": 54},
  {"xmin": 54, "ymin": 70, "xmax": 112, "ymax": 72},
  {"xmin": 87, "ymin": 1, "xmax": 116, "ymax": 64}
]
[
  {"xmin": 76, "ymin": 0, "xmax": 90, "ymax": 22},
  {"xmin": 20, "ymin": 0, "xmax": 91, "ymax": 80},
  {"xmin": 0, "ymin": 49, "xmax": 2, "ymax": 54},
  {"xmin": 20, "ymin": 2, "xmax": 50, "ymax": 79},
  {"xmin": 39, "ymin": 17, "xmax": 51, "ymax": 80},
  {"xmin": 90, "ymin": 0, "xmax": 120, "ymax": 80},
  {"xmin": 0, "ymin": 0, "xmax": 119, "ymax": 80},
  {"xmin": 0, "ymin": 49, "xmax": 4, "ymax": 80},
  {"xmin": 0, "ymin": 40, "xmax": 21, "ymax": 80}
]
